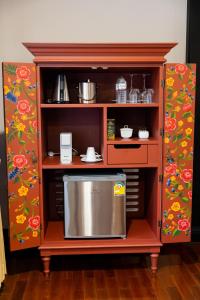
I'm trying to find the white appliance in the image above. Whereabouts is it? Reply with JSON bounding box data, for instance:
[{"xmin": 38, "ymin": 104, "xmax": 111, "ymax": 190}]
[{"xmin": 60, "ymin": 133, "xmax": 72, "ymax": 164}]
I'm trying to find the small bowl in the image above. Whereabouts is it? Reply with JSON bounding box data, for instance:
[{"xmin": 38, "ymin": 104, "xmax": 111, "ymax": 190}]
[
  {"xmin": 120, "ymin": 125, "xmax": 133, "ymax": 139},
  {"xmin": 138, "ymin": 130, "xmax": 149, "ymax": 139}
]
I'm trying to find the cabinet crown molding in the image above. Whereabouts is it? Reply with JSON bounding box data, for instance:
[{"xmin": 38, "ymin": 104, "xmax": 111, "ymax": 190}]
[{"xmin": 23, "ymin": 42, "xmax": 177, "ymax": 64}]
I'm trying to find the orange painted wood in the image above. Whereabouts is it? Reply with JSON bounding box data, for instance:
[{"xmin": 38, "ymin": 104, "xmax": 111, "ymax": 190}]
[
  {"xmin": 40, "ymin": 219, "xmax": 162, "ymax": 252},
  {"xmin": 41, "ymin": 103, "xmax": 106, "ymax": 108},
  {"xmin": 42, "ymin": 156, "xmax": 105, "ymax": 169},
  {"xmin": 107, "ymin": 137, "xmax": 159, "ymax": 145},
  {"xmin": 42, "ymin": 158, "xmax": 158, "ymax": 169},
  {"xmin": 40, "ymin": 103, "xmax": 159, "ymax": 108},
  {"xmin": 36, "ymin": 65, "xmax": 46, "ymax": 242},
  {"xmin": 107, "ymin": 145, "xmax": 148, "ymax": 165},
  {"xmin": 20, "ymin": 43, "xmax": 180, "ymax": 272},
  {"xmin": 148, "ymin": 66, "xmax": 163, "ymax": 239},
  {"xmin": 162, "ymin": 63, "xmax": 196, "ymax": 243},
  {"xmin": 148, "ymin": 145, "xmax": 159, "ymax": 164},
  {"xmin": 3, "ymin": 62, "xmax": 40, "ymax": 250},
  {"xmin": 41, "ymin": 107, "xmax": 103, "ymax": 159},
  {"xmin": 23, "ymin": 43, "xmax": 176, "ymax": 64}
]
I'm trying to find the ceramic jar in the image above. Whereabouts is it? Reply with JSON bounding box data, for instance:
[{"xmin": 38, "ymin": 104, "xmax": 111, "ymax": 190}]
[{"xmin": 120, "ymin": 125, "xmax": 133, "ymax": 139}]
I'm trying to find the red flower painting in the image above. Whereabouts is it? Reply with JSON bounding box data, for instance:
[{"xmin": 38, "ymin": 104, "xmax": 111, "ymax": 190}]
[
  {"xmin": 165, "ymin": 117, "xmax": 177, "ymax": 132},
  {"xmin": 178, "ymin": 219, "xmax": 190, "ymax": 231},
  {"xmin": 180, "ymin": 169, "xmax": 193, "ymax": 183},
  {"xmin": 16, "ymin": 66, "xmax": 31, "ymax": 80},
  {"xmin": 17, "ymin": 99, "xmax": 31, "ymax": 115},
  {"xmin": 13, "ymin": 154, "xmax": 28, "ymax": 169},
  {"xmin": 28, "ymin": 216, "xmax": 40, "ymax": 230},
  {"xmin": 183, "ymin": 104, "xmax": 192, "ymax": 112},
  {"xmin": 175, "ymin": 64, "xmax": 188, "ymax": 75},
  {"xmin": 165, "ymin": 163, "xmax": 177, "ymax": 175}
]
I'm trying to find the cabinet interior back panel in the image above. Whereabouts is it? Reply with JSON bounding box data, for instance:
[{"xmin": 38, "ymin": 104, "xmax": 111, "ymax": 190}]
[
  {"xmin": 43, "ymin": 108, "xmax": 103, "ymax": 154},
  {"xmin": 41, "ymin": 68, "xmax": 159, "ymax": 103}
]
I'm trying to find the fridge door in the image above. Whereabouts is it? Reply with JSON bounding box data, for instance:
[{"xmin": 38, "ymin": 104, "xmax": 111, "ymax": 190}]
[{"xmin": 63, "ymin": 174, "xmax": 126, "ymax": 238}]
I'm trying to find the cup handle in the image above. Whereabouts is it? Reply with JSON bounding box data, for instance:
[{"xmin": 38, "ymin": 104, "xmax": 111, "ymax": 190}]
[{"xmin": 95, "ymin": 152, "xmax": 101, "ymax": 157}]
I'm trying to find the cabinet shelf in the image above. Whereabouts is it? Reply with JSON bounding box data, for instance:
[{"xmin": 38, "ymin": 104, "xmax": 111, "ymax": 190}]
[
  {"xmin": 40, "ymin": 219, "xmax": 162, "ymax": 252},
  {"xmin": 107, "ymin": 138, "xmax": 159, "ymax": 145},
  {"xmin": 42, "ymin": 156, "xmax": 105, "ymax": 169},
  {"xmin": 40, "ymin": 103, "xmax": 159, "ymax": 109}
]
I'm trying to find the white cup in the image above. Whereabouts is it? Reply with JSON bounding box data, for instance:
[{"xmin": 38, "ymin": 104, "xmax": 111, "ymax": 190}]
[
  {"xmin": 86, "ymin": 147, "xmax": 98, "ymax": 161},
  {"xmin": 138, "ymin": 130, "xmax": 149, "ymax": 139}
]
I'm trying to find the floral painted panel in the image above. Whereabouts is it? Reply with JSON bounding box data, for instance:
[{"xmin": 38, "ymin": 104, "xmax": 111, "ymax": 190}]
[
  {"xmin": 3, "ymin": 63, "xmax": 40, "ymax": 250},
  {"xmin": 162, "ymin": 63, "xmax": 196, "ymax": 243}
]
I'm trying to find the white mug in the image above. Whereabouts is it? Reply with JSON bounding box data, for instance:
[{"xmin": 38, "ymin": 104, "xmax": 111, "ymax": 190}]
[
  {"xmin": 86, "ymin": 147, "xmax": 98, "ymax": 161},
  {"xmin": 138, "ymin": 130, "xmax": 149, "ymax": 139}
]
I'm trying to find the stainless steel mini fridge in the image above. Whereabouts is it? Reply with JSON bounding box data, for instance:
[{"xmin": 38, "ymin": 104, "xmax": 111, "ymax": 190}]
[{"xmin": 63, "ymin": 173, "xmax": 126, "ymax": 238}]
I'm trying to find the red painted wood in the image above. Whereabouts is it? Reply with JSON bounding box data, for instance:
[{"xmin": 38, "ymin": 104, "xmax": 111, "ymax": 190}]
[
  {"xmin": 19, "ymin": 43, "xmax": 178, "ymax": 273},
  {"xmin": 40, "ymin": 219, "xmax": 162, "ymax": 251},
  {"xmin": 3, "ymin": 62, "xmax": 40, "ymax": 250},
  {"xmin": 107, "ymin": 137, "xmax": 159, "ymax": 145},
  {"xmin": 36, "ymin": 65, "xmax": 46, "ymax": 243},
  {"xmin": 148, "ymin": 145, "xmax": 159, "ymax": 164},
  {"xmin": 107, "ymin": 145, "xmax": 148, "ymax": 165},
  {"xmin": 40, "ymin": 103, "xmax": 159, "ymax": 108},
  {"xmin": 162, "ymin": 63, "xmax": 196, "ymax": 243},
  {"xmin": 150, "ymin": 253, "xmax": 159, "ymax": 274},
  {"xmin": 42, "ymin": 156, "xmax": 105, "ymax": 169},
  {"xmin": 150, "ymin": 66, "xmax": 163, "ymax": 239},
  {"xmin": 23, "ymin": 43, "xmax": 176, "ymax": 64}
]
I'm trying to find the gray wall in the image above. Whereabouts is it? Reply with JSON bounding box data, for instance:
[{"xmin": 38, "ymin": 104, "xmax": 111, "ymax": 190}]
[{"xmin": 0, "ymin": 0, "xmax": 187, "ymax": 227}]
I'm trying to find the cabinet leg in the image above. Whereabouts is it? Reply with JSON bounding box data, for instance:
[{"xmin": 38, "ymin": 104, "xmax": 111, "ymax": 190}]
[
  {"xmin": 42, "ymin": 256, "xmax": 51, "ymax": 278},
  {"xmin": 150, "ymin": 253, "xmax": 159, "ymax": 274}
]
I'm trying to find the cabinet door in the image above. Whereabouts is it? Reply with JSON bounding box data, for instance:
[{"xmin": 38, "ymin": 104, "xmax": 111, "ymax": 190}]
[
  {"xmin": 162, "ymin": 63, "xmax": 196, "ymax": 243},
  {"xmin": 3, "ymin": 63, "xmax": 40, "ymax": 250}
]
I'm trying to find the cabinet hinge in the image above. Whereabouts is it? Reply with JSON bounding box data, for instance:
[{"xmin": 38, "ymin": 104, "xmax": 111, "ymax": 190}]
[
  {"xmin": 160, "ymin": 128, "xmax": 164, "ymax": 137},
  {"xmin": 159, "ymin": 174, "xmax": 163, "ymax": 183},
  {"xmin": 161, "ymin": 79, "xmax": 165, "ymax": 88},
  {"xmin": 158, "ymin": 220, "xmax": 162, "ymax": 228}
]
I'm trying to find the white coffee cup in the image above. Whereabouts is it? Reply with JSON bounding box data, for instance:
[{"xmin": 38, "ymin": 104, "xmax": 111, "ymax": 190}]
[
  {"xmin": 86, "ymin": 147, "xmax": 98, "ymax": 161},
  {"xmin": 138, "ymin": 130, "xmax": 149, "ymax": 139}
]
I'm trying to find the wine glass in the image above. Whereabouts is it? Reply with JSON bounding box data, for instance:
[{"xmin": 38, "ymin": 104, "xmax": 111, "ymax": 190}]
[
  {"xmin": 129, "ymin": 74, "xmax": 139, "ymax": 103},
  {"xmin": 139, "ymin": 74, "xmax": 150, "ymax": 103},
  {"xmin": 146, "ymin": 89, "xmax": 154, "ymax": 103}
]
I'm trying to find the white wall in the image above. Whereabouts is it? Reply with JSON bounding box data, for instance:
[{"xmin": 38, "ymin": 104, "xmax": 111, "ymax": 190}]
[
  {"xmin": 0, "ymin": 0, "xmax": 187, "ymax": 62},
  {"xmin": 0, "ymin": 0, "xmax": 187, "ymax": 226}
]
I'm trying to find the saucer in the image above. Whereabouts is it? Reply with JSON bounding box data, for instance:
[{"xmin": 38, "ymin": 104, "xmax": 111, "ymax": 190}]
[
  {"xmin": 80, "ymin": 154, "xmax": 101, "ymax": 158},
  {"xmin": 81, "ymin": 157, "xmax": 102, "ymax": 163}
]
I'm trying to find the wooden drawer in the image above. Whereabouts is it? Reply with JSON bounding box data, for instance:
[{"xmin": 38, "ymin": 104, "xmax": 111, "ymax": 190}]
[
  {"xmin": 107, "ymin": 144, "xmax": 148, "ymax": 165},
  {"xmin": 148, "ymin": 145, "xmax": 159, "ymax": 164}
]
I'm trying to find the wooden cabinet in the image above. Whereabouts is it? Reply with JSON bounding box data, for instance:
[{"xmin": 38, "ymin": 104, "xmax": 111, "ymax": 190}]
[{"xmin": 3, "ymin": 43, "xmax": 196, "ymax": 276}]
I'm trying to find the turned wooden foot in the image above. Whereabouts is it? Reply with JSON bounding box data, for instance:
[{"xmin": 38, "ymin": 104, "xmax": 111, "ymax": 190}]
[
  {"xmin": 150, "ymin": 253, "xmax": 159, "ymax": 274},
  {"xmin": 42, "ymin": 256, "xmax": 51, "ymax": 278}
]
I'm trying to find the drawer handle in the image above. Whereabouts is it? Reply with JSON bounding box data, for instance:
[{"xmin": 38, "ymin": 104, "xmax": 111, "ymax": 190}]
[{"xmin": 114, "ymin": 144, "xmax": 141, "ymax": 149}]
